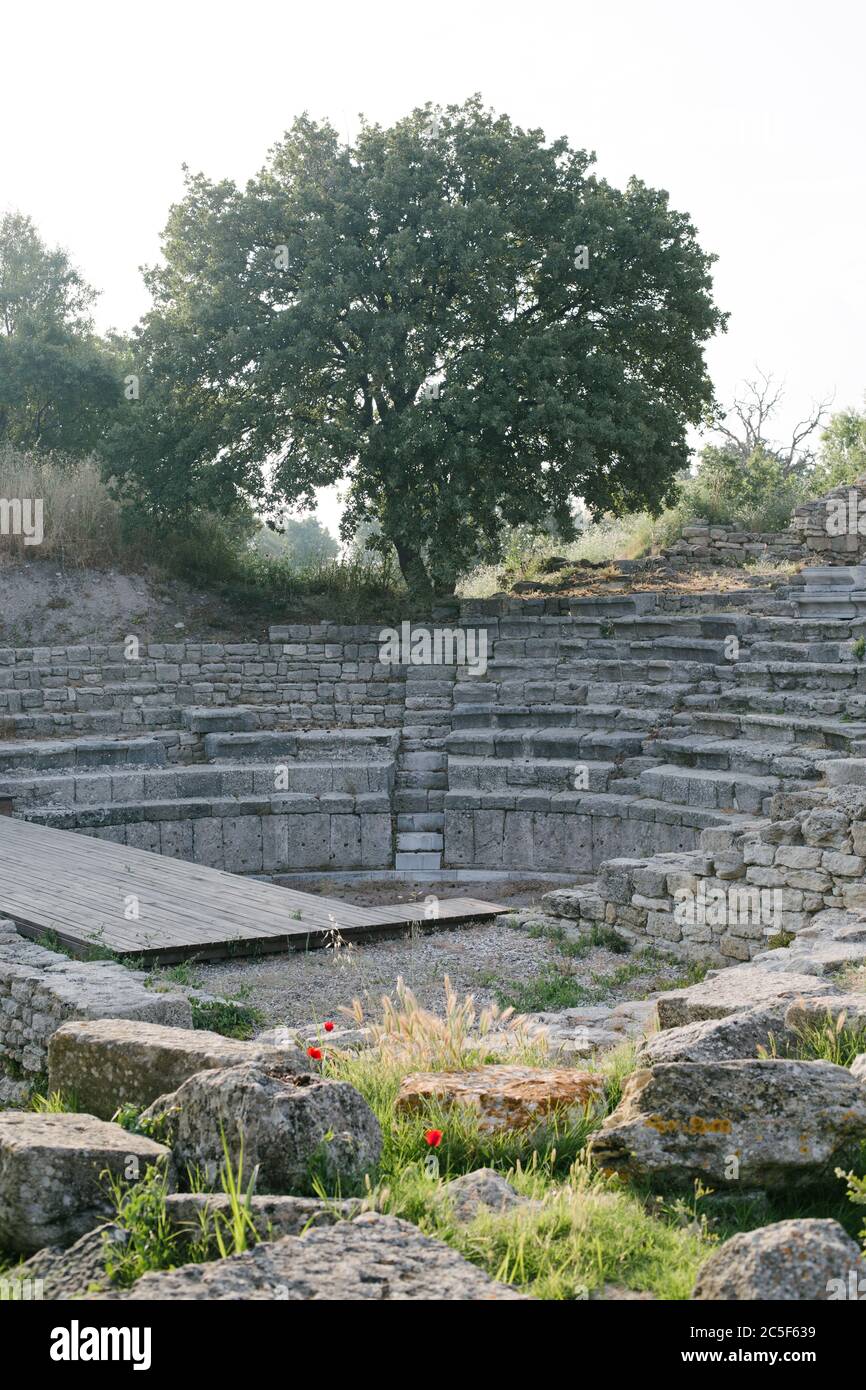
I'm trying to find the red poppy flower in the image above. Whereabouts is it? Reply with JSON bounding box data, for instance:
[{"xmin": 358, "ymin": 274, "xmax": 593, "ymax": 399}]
[
  {"xmin": 323, "ymin": 1021, "xmax": 335, "ymax": 1032},
  {"xmin": 307, "ymin": 1046, "xmax": 322, "ymax": 1060},
  {"xmin": 424, "ymin": 1129, "xmax": 443, "ymax": 1148}
]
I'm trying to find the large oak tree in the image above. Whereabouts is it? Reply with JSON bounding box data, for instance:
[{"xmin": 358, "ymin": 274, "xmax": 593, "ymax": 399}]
[{"xmin": 105, "ymin": 97, "xmax": 727, "ymax": 598}]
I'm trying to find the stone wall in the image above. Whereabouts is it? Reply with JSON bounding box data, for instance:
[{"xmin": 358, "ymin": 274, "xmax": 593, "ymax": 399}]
[
  {"xmin": 0, "ymin": 921, "xmax": 191, "ymax": 1077},
  {"xmin": 0, "ymin": 630, "xmax": 406, "ymax": 741},
  {"xmin": 790, "ymin": 476, "xmax": 866, "ymax": 564},
  {"xmin": 551, "ymin": 771, "xmax": 866, "ymax": 966},
  {"xmin": 655, "ymin": 475, "xmax": 866, "ymax": 570},
  {"xmin": 659, "ymin": 522, "xmax": 805, "ymax": 567}
]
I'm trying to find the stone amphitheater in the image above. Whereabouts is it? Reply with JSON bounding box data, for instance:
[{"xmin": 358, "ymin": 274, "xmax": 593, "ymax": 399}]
[{"xmin": 3, "ymin": 485, "xmax": 866, "ymax": 1301}]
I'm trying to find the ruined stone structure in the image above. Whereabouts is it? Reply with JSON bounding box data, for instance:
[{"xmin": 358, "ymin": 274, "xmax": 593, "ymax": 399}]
[{"xmin": 2, "ymin": 568, "xmax": 866, "ymax": 898}]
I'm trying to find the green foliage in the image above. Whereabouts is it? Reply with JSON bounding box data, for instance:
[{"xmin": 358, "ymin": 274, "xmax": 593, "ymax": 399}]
[
  {"xmin": 186, "ymin": 1127, "xmax": 261, "ymax": 1261},
  {"xmin": 104, "ymin": 97, "xmax": 725, "ymax": 597},
  {"xmin": 252, "ymin": 515, "xmax": 339, "ymax": 565},
  {"xmin": 813, "ymin": 404, "xmax": 866, "ymax": 490},
  {"xmin": 854, "ymin": 636, "xmax": 866, "ymax": 662},
  {"xmin": 0, "ymin": 214, "xmax": 122, "ymax": 454},
  {"xmin": 189, "ymin": 996, "xmax": 264, "ymax": 1040},
  {"xmin": 838, "ymin": 1167, "xmax": 866, "ymax": 1244},
  {"xmin": 103, "ymin": 1163, "xmax": 179, "ymax": 1287},
  {"xmin": 661, "ymin": 445, "xmax": 809, "ymax": 537},
  {"xmin": 28, "ymin": 1089, "xmax": 74, "ymax": 1113}
]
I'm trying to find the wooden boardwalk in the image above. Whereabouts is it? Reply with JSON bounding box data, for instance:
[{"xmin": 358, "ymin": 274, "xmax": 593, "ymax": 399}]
[{"xmin": 0, "ymin": 818, "xmax": 505, "ymax": 964}]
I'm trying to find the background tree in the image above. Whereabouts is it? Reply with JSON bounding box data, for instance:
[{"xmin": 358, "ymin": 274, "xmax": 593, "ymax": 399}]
[
  {"xmin": 812, "ymin": 401, "xmax": 866, "ymax": 490},
  {"xmin": 710, "ymin": 369, "xmax": 831, "ymax": 479},
  {"xmin": 0, "ymin": 213, "xmax": 121, "ymax": 453},
  {"xmin": 681, "ymin": 371, "xmax": 834, "ymax": 532},
  {"xmin": 106, "ymin": 97, "xmax": 727, "ymax": 599},
  {"xmin": 252, "ymin": 514, "xmax": 339, "ymax": 564}
]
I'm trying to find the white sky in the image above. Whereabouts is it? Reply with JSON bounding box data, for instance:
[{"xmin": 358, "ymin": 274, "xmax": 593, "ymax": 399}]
[{"xmin": 2, "ymin": 0, "xmax": 864, "ymax": 537}]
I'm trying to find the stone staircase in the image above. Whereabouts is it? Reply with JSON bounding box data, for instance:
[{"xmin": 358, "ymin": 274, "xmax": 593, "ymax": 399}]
[
  {"xmin": 3, "ymin": 581, "xmax": 866, "ymax": 880},
  {"xmin": 443, "ymin": 597, "xmax": 866, "ymax": 873}
]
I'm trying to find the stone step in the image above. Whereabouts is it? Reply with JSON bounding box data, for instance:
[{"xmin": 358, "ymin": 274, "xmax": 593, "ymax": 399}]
[
  {"xmin": 583, "ymin": 637, "xmax": 745, "ymax": 664},
  {"xmin": 448, "ymin": 755, "xmax": 620, "ymax": 793},
  {"xmin": 182, "ymin": 706, "xmax": 281, "ymax": 734},
  {"xmin": 675, "ymin": 707, "xmax": 866, "ymax": 748},
  {"xmin": 443, "ymin": 786, "xmax": 758, "ymax": 830},
  {"xmin": 203, "ymin": 728, "xmax": 400, "ymax": 762},
  {"xmin": 0, "ymin": 736, "xmax": 167, "ymax": 774},
  {"xmin": 645, "ymin": 734, "xmax": 839, "ymax": 779},
  {"xmin": 748, "ymin": 640, "xmax": 856, "ymax": 663},
  {"xmin": 0, "ymin": 759, "xmax": 395, "ymax": 808},
  {"xmin": 638, "ymin": 763, "xmax": 779, "ymax": 815},
  {"xmin": 794, "ymin": 591, "xmax": 866, "ymax": 619},
  {"xmin": 395, "ymin": 831, "xmax": 443, "ymax": 852},
  {"xmin": 394, "ymin": 850, "xmax": 442, "ymax": 870},
  {"xmin": 450, "ymin": 703, "xmax": 657, "ymax": 733},
  {"xmin": 605, "ymin": 613, "xmax": 755, "ymax": 640},
  {"xmin": 446, "ymin": 725, "xmax": 647, "ymax": 760},
  {"xmin": 733, "ymin": 661, "xmax": 866, "ymax": 690},
  {"xmin": 683, "ymin": 688, "xmax": 866, "ymax": 724}
]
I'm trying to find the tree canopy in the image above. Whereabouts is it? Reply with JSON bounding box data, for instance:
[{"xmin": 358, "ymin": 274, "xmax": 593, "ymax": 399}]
[
  {"xmin": 253, "ymin": 514, "xmax": 339, "ymax": 565},
  {"xmin": 103, "ymin": 97, "xmax": 727, "ymax": 597},
  {"xmin": 0, "ymin": 213, "xmax": 121, "ymax": 454},
  {"xmin": 814, "ymin": 403, "xmax": 866, "ymax": 490}
]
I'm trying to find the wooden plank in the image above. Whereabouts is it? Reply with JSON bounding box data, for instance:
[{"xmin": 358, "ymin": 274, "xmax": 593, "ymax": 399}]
[{"xmin": 0, "ymin": 817, "xmax": 505, "ymax": 963}]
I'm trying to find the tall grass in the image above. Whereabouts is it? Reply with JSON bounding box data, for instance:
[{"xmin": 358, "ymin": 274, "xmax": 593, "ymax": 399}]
[
  {"xmin": 0, "ymin": 445, "xmax": 409, "ymax": 619},
  {"xmin": 0, "ymin": 445, "xmax": 135, "ymax": 568}
]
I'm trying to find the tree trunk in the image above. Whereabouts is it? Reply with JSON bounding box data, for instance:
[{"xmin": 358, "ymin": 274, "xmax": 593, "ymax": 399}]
[{"xmin": 393, "ymin": 539, "xmax": 435, "ymax": 608}]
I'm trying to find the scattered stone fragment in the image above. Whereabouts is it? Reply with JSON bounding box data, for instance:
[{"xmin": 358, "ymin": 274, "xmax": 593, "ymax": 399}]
[
  {"xmin": 140, "ymin": 1063, "xmax": 381, "ymax": 1195},
  {"xmin": 396, "ymin": 1065, "xmax": 606, "ymax": 1133},
  {"xmin": 693, "ymin": 1219, "xmax": 866, "ymax": 1300},
  {"xmin": 109, "ymin": 1212, "xmax": 528, "ymax": 1300},
  {"xmin": 0, "ymin": 1112, "xmax": 172, "ymax": 1255},
  {"xmin": 588, "ymin": 1059, "xmax": 866, "ymax": 1191},
  {"xmin": 654, "ymin": 967, "xmax": 836, "ymax": 1029},
  {"xmin": 47, "ymin": 1018, "xmax": 311, "ymax": 1120},
  {"xmin": 637, "ymin": 1005, "xmax": 797, "ymax": 1065},
  {"xmin": 7, "ymin": 1223, "xmax": 127, "ymax": 1300},
  {"xmin": 441, "ymin": 1168, "xmax": 529, "ymax": 1220},
  {"xmin": 163, "ymin": 1192, "xmax": 362, "ymax": 1239}
]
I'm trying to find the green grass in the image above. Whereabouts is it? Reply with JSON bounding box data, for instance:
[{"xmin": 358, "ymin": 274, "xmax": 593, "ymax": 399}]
[
  {"xmin": 25, "ymin": 1089, "xmax": 75, "ymax": 1113},
  {"xmin": 315, "ymin": 1039, "xmax": 711, "ymax": 1298},
  {"xmin": 494, "ymin": 945, "xmax": 708, "ymax": 1013},
  {"xmin": 189, "ymin": 996, "xmax": 264, "ymax": 1040},
  {"xmin": 155, "ymin": 960, "xmax": 202, "ymax": 989},
  {"xmin": 369, "ymin": 1160, "xmax": 709, "ymax": 1300},
  {"xmin": 103, "ymin": 1164, "xmax": 179, "ymax": 1288},
  {"xmin": 764, "ymin": 1015, "xmax": 866, "ymax": 1068}
]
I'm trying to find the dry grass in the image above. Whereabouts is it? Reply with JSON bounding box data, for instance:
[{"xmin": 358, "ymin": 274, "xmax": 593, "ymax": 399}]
[
  {"xmin": 340, "ymin": 974, "xmax": 545, "ymax": 1070},
  {"xmin": 0, "ymin": 446, "xmax": 135, "ymax": 569}
]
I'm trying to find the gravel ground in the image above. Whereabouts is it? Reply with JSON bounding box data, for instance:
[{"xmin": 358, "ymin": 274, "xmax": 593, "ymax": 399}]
[{"xmin": 189, "ymin": 878, "xmax": 691, "ymax": 1029}]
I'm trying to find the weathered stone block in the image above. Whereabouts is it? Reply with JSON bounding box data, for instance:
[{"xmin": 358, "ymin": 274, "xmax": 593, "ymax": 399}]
[
  {"xmin": 47, "ymin": 1019, "xmax": 310, "ymax": 1119},
  {"xmin": 0, "ymin": 1112, "xmax": 172, "ymax": 1255}
]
